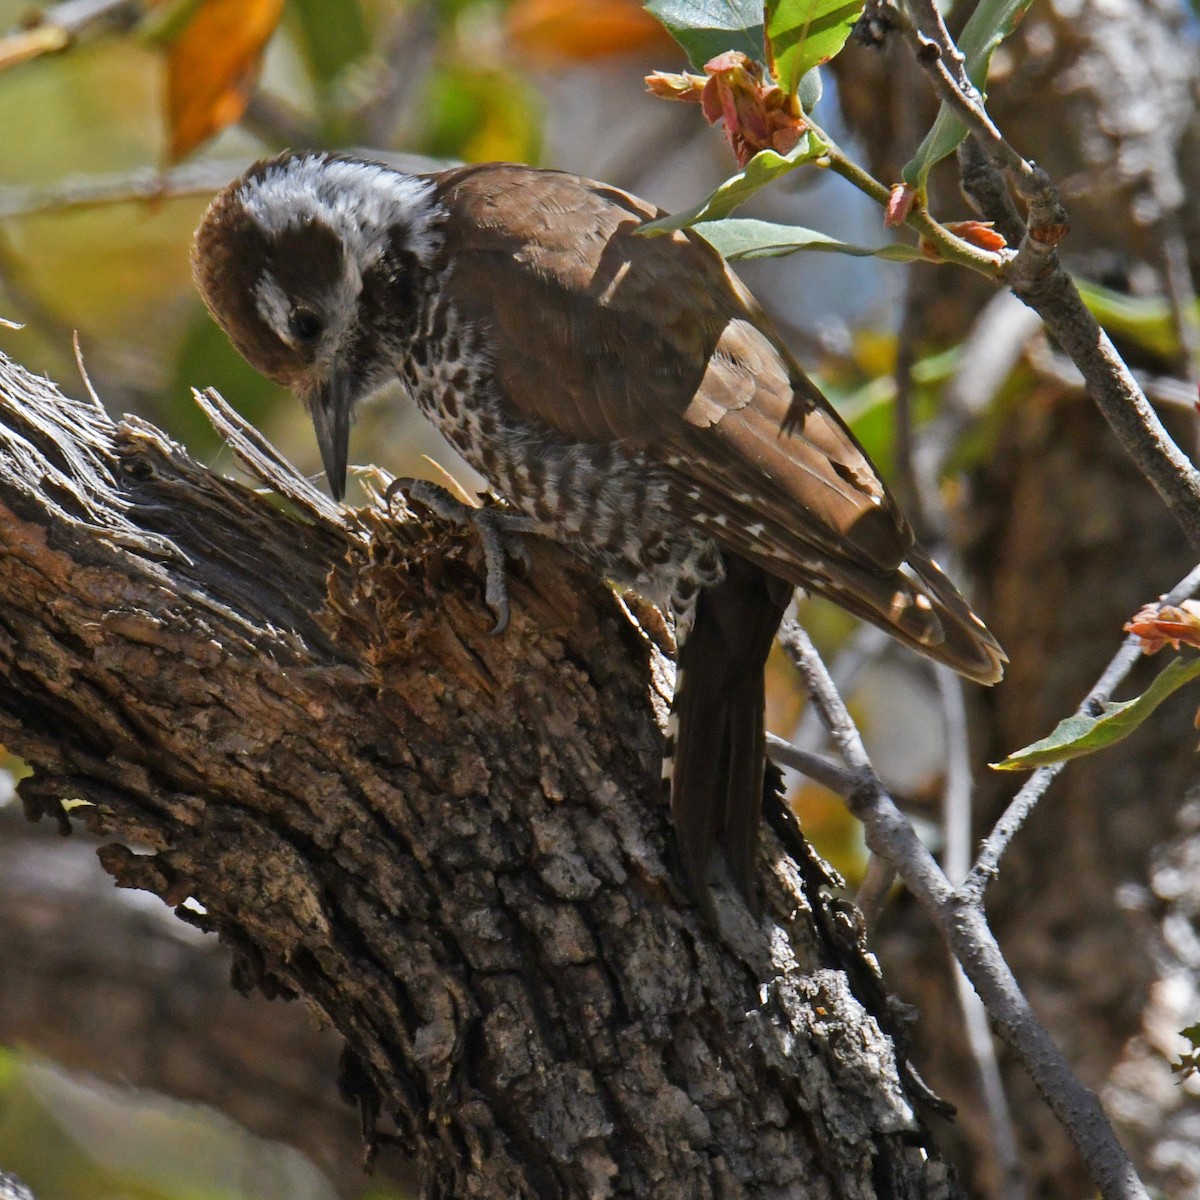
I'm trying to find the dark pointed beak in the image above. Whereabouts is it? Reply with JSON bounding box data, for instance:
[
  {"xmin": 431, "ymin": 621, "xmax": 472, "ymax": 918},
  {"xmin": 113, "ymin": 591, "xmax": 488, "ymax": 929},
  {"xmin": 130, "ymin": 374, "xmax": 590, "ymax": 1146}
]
[{"xmin": 309, "ymin": 376, "xmax": 353, "ymax": 501}]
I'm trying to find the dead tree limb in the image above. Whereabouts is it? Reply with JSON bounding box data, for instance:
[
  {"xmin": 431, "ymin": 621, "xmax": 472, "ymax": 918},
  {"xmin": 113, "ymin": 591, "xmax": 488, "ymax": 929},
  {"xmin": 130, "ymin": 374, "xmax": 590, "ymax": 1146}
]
[{"xmin": 0, "ymin": 352, "xmax": 960, "ymax": 1199}]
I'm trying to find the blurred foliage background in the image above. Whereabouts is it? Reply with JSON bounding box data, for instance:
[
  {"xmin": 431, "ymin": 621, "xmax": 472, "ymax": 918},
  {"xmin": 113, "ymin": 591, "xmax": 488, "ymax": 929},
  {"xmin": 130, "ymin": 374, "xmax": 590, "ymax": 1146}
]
[{"xmin": 3, "ymin": 0, "xmax": 1200, "ymax": 1196}]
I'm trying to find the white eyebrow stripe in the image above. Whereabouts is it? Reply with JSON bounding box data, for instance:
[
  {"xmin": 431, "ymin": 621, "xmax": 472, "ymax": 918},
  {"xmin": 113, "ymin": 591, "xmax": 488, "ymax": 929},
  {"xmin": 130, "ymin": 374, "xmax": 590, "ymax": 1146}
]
[{"xmin": 255, "ymin": 271, "xmax": 294, "ymax": 343}]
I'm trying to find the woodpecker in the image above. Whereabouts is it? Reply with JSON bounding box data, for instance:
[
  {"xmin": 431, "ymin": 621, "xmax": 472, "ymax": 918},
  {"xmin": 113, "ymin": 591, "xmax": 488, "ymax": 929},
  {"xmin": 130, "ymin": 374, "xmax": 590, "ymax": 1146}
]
[{"xmin": 192, "ymin": 152, "xmax": 1005, "ymax": 903}]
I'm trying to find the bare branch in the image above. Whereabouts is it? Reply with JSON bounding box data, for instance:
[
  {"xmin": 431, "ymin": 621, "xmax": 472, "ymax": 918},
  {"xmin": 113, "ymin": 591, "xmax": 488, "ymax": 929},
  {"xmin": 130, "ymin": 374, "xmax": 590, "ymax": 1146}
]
[
  {"xmin": 765, "ymin": 732, "xmax": 857, "ymax": 796},
  {"xmin": 895, "ymin": 0, "xmax": 1200, "ymax": 552},
  {"xmin": 1026, "ymin": 335, "xmax": 1200, "ymax": 413},
  {"xmin": 936, "ymin": 666, "xmax": 1025, "ymax": 1200},
  {"xmin": 1158, "ymin": 216, "xmax": 1200, "ymax": 381},
  {"xmin": 777, "ymin": 620, "xmax": 1151, "ymax": 1200},
  {"xmin": 29, "ymin": 0, "xmax": 138, "ymax": 35},
  {"xmin": 1013, "ymin": 270, "xmax": 1200, "ymax": 549},
  {"xmin": 0, "ymin": 0, "xmax": 139, "ymax": 70},
  {"xmin": 901, "ymin": 0, "xmax": 1040, "ymax": 196},
  {"xmin": 0, "ymin": 151, "xmax": 444, "ymax": 222}
]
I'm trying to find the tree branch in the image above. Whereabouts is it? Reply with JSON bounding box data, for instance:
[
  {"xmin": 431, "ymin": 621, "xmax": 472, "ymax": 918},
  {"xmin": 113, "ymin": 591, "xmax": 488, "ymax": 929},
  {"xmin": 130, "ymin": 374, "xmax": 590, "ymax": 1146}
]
[
  {"xmin": 964, "ymin": 558, "xmax": 1200, "ymax": 899},
  {"xmin": 776, "ymin": 622, "xmax": 1150, "ymax": 1200},
  {"xmin": 0, "ymin": 349, "xmax": 962, "ymax": 1199},
  {"xmin": 895, "ymin": 0, "xmax": 1200, "ymax": 552}
]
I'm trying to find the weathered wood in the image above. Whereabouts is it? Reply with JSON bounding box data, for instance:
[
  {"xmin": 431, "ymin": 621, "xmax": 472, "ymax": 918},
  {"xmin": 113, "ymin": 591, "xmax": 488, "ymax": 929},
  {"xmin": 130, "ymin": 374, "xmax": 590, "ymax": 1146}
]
[{"xmin": 0, "ymin": 354, "xmax": 957, "ymax": 1199}]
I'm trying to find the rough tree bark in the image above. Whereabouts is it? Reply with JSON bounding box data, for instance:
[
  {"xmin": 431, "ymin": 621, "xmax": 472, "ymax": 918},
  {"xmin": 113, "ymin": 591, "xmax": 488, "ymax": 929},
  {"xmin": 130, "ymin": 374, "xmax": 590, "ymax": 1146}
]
[{"xmin": 0, "ymin": 352, "xmax": 962, "ymax": 1199}]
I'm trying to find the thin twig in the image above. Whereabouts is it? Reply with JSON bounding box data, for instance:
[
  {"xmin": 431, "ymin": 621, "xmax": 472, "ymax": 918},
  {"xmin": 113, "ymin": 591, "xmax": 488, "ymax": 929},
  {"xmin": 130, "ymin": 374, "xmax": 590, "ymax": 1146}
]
[
  {"xmin": 937, "ymin": 666, "xmax": 1026, "ymax": 1200},
  {"xmin": 897, "ymin": 0, "xmax": 1200, "ymax": 550},
  {"xmin": 886, "ymin": 283, "xmax": 1023, "ymax": 1197},
  {"xmin": 937, "ymin": 666, "xmax": 973, "ymax": 889},
  {"xmin": 31, "ymin": 0, "xmax": 139, "ymax": 35},
  {"xmin": 854, "ymin": 855, "xmax": 896, "ymax": 926},
  {"xmin": 1015, "ymin": 271, "xmax": 1200, "ymax": 551},
  {"xmin": 891, "ymin": 274, "xmax": 933, "ymax": 538},
  {"xmin": 811, "ymin": 128, "xmax": 1008, "ymax": 279},
  {"xmin": 964, "ymin": 559, "xmax": 1200, "ymax": 900},
  {"xmin": 900, "ymin": 0, "xmax": 1038, "ymax": 194},
  {"xmin": 0, "ymin": 152, "xmax": 447, "ymax": 223},
  {"xmin": 0, "ymin": 0, "xmax": 139, "ymax": 69},
  {"xmin": 898, "ymin": 0, "xmax": 1069, "ymax": 274},
  {"xmin": 941, "ymin": 291, "xmax": 1044, "ymax": 425},
  {"xmin": 240, "ymin": 93, "xmax": 322, "ymax": 150},
  {"xmin": 957, "ymin": 135, "xmax": 1027, "ymax": 249},
  {"xmin": 952, "ymin": 958, "xmax": 1028, "ymax": 1200},
  {"xmin": 0, "ymin": 162, "xmax": 245, "ymax": 220},
  {"xmin": 765, "ymin": 733, "xmax": 857, "ymax": 797},
  {"xmin": 778, "ymin": 620, "xmax": 1150, "ymax": 1200},
  {"xmin": 787, "ymin": 622, "xmax": 893, "ymax": 754},
  {"xmin": 354, "ymin": 2, "xmax": 439, "ymax": 147},
  {"xmin": 884, "ymin": 292, "xmax": 1018, "ymax": 1186}
]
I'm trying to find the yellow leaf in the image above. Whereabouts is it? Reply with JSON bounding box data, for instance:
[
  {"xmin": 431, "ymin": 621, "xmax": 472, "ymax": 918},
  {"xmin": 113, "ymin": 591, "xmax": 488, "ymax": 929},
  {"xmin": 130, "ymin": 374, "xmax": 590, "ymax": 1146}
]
[
  {"xmin": 507, "ymin": 0, "xmax": 673, "ymax": 63},
  {"xmin": 165, "ymin": 0, "xmax": 284, "ymax": 163}
]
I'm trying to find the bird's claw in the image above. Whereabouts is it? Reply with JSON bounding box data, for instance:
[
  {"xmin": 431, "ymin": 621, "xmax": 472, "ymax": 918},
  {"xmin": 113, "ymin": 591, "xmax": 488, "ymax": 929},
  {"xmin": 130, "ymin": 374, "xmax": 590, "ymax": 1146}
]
[
  {"xmin": 473, "ymin": 506, "xmax": 514, "ymax": 636},
  {"xmin": 383, "ymin": 476, "xmax": 533, "ymax": 635}
]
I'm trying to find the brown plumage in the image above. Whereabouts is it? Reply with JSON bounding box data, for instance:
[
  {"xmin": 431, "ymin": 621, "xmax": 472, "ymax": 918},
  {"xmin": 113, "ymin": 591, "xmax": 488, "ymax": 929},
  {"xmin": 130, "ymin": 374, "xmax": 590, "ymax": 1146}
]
[
  {"xmin": 192, "ymin": 153, "xmax": 1005, "ymax": 906},
  {"xmin": 431, "ymin": 164, "xmax": 1001, "ymax": 678}
]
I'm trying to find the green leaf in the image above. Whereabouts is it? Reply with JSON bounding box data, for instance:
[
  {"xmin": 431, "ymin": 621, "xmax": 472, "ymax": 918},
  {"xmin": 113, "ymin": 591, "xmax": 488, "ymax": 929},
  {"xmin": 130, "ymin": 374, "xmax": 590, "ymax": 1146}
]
[
  {"xmin": 290, "ymin": 0, "xmax": 370, "ymax": 86},
  {"xmin": 644, "ymin": 0, "xmax": 765, "ymax": 70},
  {"xmin": 901, "ymin": 0, "xmax": 1036, "ymax": 191},
  {"xmin": 639, "ymin": 135, "xmax": 823, "ymax": 234},
  {"xmin": 420, "ymin": 65, "xmax": 543, "ymax": 165},
  {"xmin": 694, "ymin": 216, "xmax": 924, "ymax": 260},
  {"xmin": 766, "ymin": 0, "xmax": 866, "ymax": 96},
  {"xmin": 992, "ymin": 654, "xmax": 1200, "ymax": 771},
  {"xmin": 1173, "ymin": 1023, "xmax": 1200, "ymax": 1078}
]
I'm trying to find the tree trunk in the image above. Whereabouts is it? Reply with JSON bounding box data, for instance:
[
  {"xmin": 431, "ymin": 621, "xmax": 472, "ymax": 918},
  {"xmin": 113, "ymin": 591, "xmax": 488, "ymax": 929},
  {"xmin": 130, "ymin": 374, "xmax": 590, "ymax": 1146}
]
[{"xmin": 0, "ymin": 355, "xmax": 960, "ymax": 1199}]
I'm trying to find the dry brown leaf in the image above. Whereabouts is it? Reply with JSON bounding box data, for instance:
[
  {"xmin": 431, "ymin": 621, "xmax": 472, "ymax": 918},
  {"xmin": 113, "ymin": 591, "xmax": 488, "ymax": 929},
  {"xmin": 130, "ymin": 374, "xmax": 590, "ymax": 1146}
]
[
  {"xmin": 943, "ymin": 219, "xmax": 1008, "ymax": 252},
  {"xmin": 1126, "ymin": 601, "xmax": 1200, "ymax": 655},
  {"xmin": 165, "ymin": 0, "xmax": 284, "ymax": 163}
]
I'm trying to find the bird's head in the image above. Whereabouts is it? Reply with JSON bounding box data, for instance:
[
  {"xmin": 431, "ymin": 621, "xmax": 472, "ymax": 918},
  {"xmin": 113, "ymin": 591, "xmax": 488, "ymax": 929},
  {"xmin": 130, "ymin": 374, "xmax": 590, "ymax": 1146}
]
[{"xmin": 191, "ymin": 151, "xmax": 442, "ymax": 499}]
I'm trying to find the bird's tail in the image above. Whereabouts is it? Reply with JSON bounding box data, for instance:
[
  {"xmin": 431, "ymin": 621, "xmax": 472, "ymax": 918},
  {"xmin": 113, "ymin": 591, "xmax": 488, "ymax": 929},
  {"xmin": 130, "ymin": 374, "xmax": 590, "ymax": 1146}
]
[
  {"xmin": 800, "ymin": 544, "xmax": 1006, "ymax": 686},
  {"xmin": 668, "ymin": 555, "xmax": 791, "ymax": 907}
]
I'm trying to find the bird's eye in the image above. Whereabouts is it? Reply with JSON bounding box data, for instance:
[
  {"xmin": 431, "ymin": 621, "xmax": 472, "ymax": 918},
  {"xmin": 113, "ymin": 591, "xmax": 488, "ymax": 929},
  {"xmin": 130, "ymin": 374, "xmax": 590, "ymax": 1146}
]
[{"xmin": 289, "ymin": 309, "xmax": 323, "ymax": 345}]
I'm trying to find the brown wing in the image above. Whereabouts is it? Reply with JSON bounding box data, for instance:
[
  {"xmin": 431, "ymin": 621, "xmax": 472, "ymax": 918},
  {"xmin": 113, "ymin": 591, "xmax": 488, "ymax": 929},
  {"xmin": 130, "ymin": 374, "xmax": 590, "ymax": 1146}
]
[
  {"xmin": 433, "ymin": 164, "xmax": 1004, "ymax": 682},
  {"xmin": 433, "ymin": 163, "xmax": 910, "ymax": 574}
]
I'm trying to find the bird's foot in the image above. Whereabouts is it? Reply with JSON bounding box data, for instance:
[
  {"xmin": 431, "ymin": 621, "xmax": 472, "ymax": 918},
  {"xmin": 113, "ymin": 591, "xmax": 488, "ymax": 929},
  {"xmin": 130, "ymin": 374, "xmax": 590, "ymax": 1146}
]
[{"xmin": 384, "ymin": 477, "xmax": 537, "ymax": 635}]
